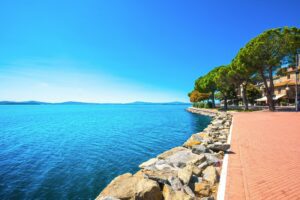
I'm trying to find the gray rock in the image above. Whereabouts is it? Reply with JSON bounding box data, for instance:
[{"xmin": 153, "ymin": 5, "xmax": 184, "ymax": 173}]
[
  {"xmin": 139, "ymin": 158, "xmax": 158, "ymax": 169},
  {"xmin": 156, "ymin": 163, "xmax": 175, "ymax": 171},
  {"xmin": 212, "ymin": 120, "xmax": 223, "ymax": 127},
  {"xmin": 202, "ymin": 138, "xmax": 213, "ymax": 145},
  {"xmin": 204, "ymin": 153, "xmax": 221, "ymax": 166},
  {"xmin": 155, "ymin": 160, "xmax": 176, "ymax": 171},
  {"xmin": 192, "ymin": 144, "xmax": 208, "ymax": 154},
  {"xmin": 208, "ymin": 142, "xmax": 230, "ymax": 152},
  {"xmin": 219, "ymin": 129, "xmax": 229, "ymax": 135},
  {"xmin": 164, "ymin": 149, "xmax": 205, "ymax": 168},
  {"xmin": 183, "ymin": 185, "xmax": 195, "ymax": 197},
  {"xmin": 198, "ymin": 161, "xmax": 208, "ymax": 171},
  {"xmin": 168, "ymin": 176, "xmax": 183, "ymax": 191},
  {"xmin": 158, "ymin": 147, "xmax": 186, "ymax": 159},
  {"xmin": 218, "ymin": 135, "xmax": 227, "ymax": 140},
  {"xmin": 224, "ymin": 121, "xmax": 231, "ymax": 127},
  {"xmin": 142, "ymin": 169, "xmax": 177, "ymax": 184}
]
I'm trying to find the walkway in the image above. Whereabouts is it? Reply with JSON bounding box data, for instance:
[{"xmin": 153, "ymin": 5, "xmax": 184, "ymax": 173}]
[{"xmin": 225, "ymin": 112, "xmax": 300, "ymax": 200}]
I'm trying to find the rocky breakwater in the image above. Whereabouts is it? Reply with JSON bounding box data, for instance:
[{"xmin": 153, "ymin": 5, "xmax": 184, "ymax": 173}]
[
  {"xmin": 96, "ymin": 110, "xmax": 232, "ymax": 200},
  {"xmin": 186, "ymin": 107, "xmax": 217, "ymax": 117}
]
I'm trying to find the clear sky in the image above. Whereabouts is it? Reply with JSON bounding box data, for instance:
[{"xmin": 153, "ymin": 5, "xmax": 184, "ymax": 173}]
[{"xmin": 1, "ymin": 0, "xmax": 300, "ymax": 103}]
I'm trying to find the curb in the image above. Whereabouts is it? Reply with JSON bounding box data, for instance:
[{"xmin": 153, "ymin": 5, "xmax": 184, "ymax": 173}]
[{"xmin": 217, "ymin": 117, "xmax": 234, "ymax": 200}]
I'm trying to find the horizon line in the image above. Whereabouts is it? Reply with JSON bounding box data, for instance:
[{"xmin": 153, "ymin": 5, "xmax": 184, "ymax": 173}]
[{"xmin": 0, "ymin": 100, "xmax": 191, "ymax": 104}]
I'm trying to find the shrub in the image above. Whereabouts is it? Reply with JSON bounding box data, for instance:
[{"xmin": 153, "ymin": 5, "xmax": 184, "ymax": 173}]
[
  {"xmin": 193, "ymin": 101, "xmax": 212, "ymax": 108},
  {"xmin": 204, "ymin": 101, "xmax": 213, "ymax": 108}
]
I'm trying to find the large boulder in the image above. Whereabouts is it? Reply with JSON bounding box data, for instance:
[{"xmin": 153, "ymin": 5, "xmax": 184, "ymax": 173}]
[
  {"xmin": 204, "ymin": 154, "xmax": 221, "ymax": 166},
  {"xmin": 140, "ymin": 158, "xmax": 177, "ymax": 172},
  {"xmin": 211, "ymin": 120, "xmax": 224, "ymax": 127},
  {"xmin": 139, "ymin": 158, "xmax": 158, "ymax": 169},
  {"xmin": 162, "ymin": 184, "xmax": 193, "ymax": 200},
  {"xmin": 158, "ymin": 147, "xmax": 186, "ymax": 159},
  {"xmin": 208, "ymin": 142, "xmax": 230, "ymax": 152},
  {"xmin": 202, "ymin": 166, "xmax": 218, "ymax": 185},
  {"xmin": 183, "ymin": 134, "xmax": 203, "ymax": 147},
  {"xmin": 164, "ymin": 149, "xmax": 206, "ymax": 168},
  {"xmin": 168, "ymin": 176, "xmax": 183, "ymax": 191},
  {"xmin": 194, "ymin": 182, "xmax": 211, "ymax": 196},
  {"xmin": 142, "ymin": 169, "xmax": 177, "ymax": 184},
  {"xmin": 192, "ymin": 144, "xmax": 208, "ymax": 154},
  {"xmin": 178, "ymin": 165, "xmax": 193, "ymax": 184},
  {"xmin": 155, "ymin": 160, "xmax": 176, "ymax": 171},
  {"xmin": 136, "ymin": 178, "xmax": 163, "ymax": 200},
  {"xmin": 96, "ymin": 173, "xmax": 162, "ymax": 200}
]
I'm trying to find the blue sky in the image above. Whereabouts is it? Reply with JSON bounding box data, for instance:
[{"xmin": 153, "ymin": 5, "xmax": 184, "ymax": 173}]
[{"xmin": 0, "ymin": 0, "xmax": 300, "ymax": 103}]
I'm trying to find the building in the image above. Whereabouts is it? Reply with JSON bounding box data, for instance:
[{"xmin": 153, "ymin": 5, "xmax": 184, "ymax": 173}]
[{"xmin": 256, "ymin": 66, "xmax": 300, "ymax": 106}]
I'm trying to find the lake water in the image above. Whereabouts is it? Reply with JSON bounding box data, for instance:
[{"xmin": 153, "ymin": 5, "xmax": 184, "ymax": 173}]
[{"xmin": 0, "ymin": 105, "xmax": 211, "ymax": 199}]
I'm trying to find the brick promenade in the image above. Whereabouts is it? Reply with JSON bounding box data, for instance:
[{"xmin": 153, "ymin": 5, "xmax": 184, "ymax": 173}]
[{"xmin": 225, "ymin": 112, "xmax": 300, "ymax": 200}]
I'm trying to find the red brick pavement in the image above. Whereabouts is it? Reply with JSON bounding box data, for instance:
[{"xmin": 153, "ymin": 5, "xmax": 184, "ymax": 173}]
[{"xmin": 225, "ymin": 112, "xmax": 300, "ymax": 200}]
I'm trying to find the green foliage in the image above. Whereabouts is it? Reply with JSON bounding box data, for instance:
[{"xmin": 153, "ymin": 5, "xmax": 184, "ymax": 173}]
[
  {"xmin": 193, "ymin": 102, "xmax": 204, "ymax": 108},
  {"xmin": 276, "ymin": 67, "xmax": 287, "ymax": 76},
  {"xmin": 192, "ymin": 101, "xmax": 213, "ymax": 108},
  {"xmin": 190, "ymin": 26, "xmax": 300, "ymax": 111},
  {"xmin": 213, "ymin": 65, "xmax": 234, "ymax": 97},
  {"xmin": 214, "ymin": 91, "xmax": 222, "ymax": 100},
  {"xmin": 189, "ymin": 90, "xmax": 210, "ymax": 102},
  {"xmin": 236, "ymin": 27, "xmax": 300, "ymax": 74},
  {"xmin": 246, "ymin": 84, "xmax": 261, "ymax": 104},
  {"xmin": 204, "ymin": 101, "xmax": 213, "ymax": 108},
  {"xmin": 235, "ymin": 27, "xmax": 300, "ymax": 110},
  {"xmin": 194, "ymin": 68, "xmax": 221, "ymax": 107}
]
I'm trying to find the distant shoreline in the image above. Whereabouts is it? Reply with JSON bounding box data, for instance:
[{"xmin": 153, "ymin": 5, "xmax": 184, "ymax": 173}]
[{"xmin": 0, "ymin": 101, "xmax": 191, "ymax": 106}]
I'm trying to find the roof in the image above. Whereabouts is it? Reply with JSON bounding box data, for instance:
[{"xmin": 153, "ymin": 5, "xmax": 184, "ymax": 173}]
[
  {"xmin": 286, "ymin": 66, "xmax": 300, "ymax": 73},
  {"xmin": 274, "ymin": 80, "xmax": 296, "ymax": 87},
  {"xmin": 255, "ymin": 94, "xmax": 286, "ymax": 102}
]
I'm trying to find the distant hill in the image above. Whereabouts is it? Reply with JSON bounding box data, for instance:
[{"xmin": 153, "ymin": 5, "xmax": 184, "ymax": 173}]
[
  {"xmin": 128, "ymin": 101, "xmax": 191, "ymax": 105},
  {"xmin": 0, "ymin": 101, "xmax": 48, "ymax": 105},
  {"xmin": 59, "ymin": 101, "xmax": 97, "ymax": 105},
  {"xmin": 0, "ymin": 101, "xmax": 191, "ymax": 105}
]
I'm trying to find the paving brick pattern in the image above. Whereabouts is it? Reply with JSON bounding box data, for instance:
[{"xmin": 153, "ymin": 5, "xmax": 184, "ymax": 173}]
[{"xmin": 225, "ymin": 112, "xmax": 300, "ymax": 200}]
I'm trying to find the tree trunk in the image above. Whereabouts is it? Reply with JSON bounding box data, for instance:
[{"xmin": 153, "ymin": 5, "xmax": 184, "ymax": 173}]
[
  {"xmin": 241, "ymin": 83, "xmax": 249, "ymax": 111},
  {"xmin": 211, "ymin": 91, "xmax": 215, "ymax": 108},
  {"xmin": 260, "ymin": 69, "xmax": 275, "ymax": 111},
  {"xmin": 268, "ymin": 67, "xmax": 276, "ymax": 111},
  {"xmin": 224, "ymin": 95, "xmax": 228, "ymax": 111}
]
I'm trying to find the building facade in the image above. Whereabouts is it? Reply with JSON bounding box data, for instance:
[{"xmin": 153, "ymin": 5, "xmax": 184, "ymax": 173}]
[{"xmin": 256, "ymin": 66, "xmax": 300, "ymax": 106}]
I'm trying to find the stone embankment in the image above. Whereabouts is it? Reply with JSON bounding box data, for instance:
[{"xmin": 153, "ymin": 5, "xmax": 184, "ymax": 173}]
[
  {"xmin": 187, "ymin": 107, "xmax": 218, "ymax": 117},
  {"xmin": 96, "ymin": 108, "xmax": 232, "ymax": 200}
]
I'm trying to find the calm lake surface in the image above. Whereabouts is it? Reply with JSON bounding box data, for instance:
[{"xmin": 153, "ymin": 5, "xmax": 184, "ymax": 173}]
[{"xmin": 0, "ymin": 104, "xmax": 211, "ymax": 199}]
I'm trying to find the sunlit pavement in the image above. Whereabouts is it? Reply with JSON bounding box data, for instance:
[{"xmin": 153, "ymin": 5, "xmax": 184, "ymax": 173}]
[{"xmin": 225, "ymin": 111, "xmax": 300, "ymax": 200}]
